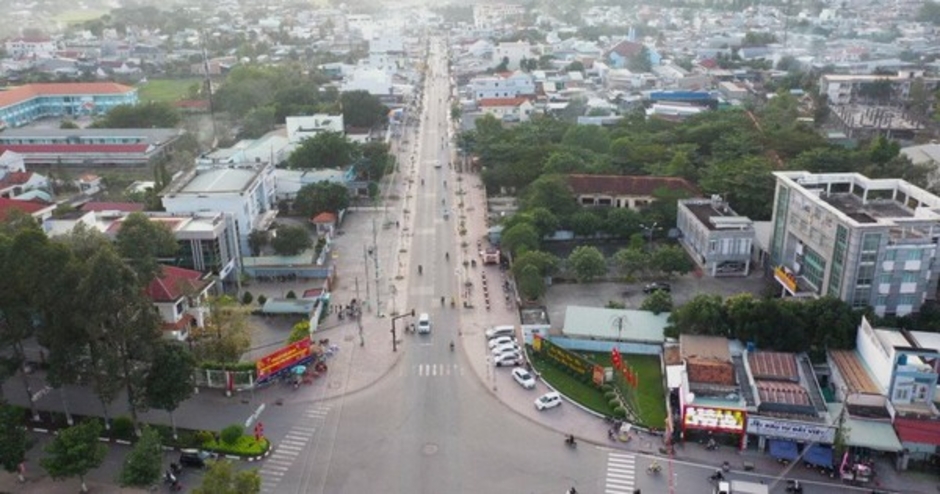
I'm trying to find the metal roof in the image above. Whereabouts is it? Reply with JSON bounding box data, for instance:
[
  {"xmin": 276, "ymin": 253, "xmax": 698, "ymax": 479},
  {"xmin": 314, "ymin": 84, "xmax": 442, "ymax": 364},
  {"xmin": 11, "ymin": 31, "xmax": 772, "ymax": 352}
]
[
  {"xmin": 561, "ymin": 306, "xmax": 667, "ymax": 342},
  {"xmin": 179, "ymin": 168, "xmax": 259, "ymax": 194}
]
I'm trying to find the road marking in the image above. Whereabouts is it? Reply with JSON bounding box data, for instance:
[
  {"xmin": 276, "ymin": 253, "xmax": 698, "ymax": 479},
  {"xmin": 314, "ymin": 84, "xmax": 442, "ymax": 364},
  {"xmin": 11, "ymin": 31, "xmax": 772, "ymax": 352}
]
[{"xmin": 605, "ymin": 452, "xmax": 636, "ymax": 494}]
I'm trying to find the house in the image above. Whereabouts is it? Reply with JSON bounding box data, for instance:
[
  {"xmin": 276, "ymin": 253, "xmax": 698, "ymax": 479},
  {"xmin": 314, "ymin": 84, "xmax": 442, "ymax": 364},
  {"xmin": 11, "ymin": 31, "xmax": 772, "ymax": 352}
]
[
  {"xmin": 606, "ymin": 40, "xmax": 644, "ymax": 69},
  {"xmin": 677, "ymin": 196, "xmax": 755, "ymax": 277},
  {"xmin": 478, "ymin": 97, "xmax": 534, "ymax": 122},
  {"xmin": 492, "ymin": 41, "xmax": 534, "ymax": 71},
  {"xmin": 311, "ymin": 211, "xmax": 337, "ymax": 237},
  {"xmin": 76, "ymin": 174, "xmax": 102, "ymax": 195},
  {"xmin": 566, "ymin": 174, "xmax": 699, "ymax": 209},
  {"xmin": 275, "ymin": 169, "xmax": 349, "ymax": 201},
  {"xmin": 0, "ymin": 169, "xmax": 48, "ymax": 200},
  {"xmin": 145, "ymin": 265, "xmax": 214, "ymax": 341},
  {"xmin": 0, "ymin": 82, "xmax": 138, "ymax": 128},
  {"xmin": 0, "ymin": 197, "xmax": 55, "ymax": 222},
  {"xmin": 5, "ymin": 36, "xmax": 57, "ymax": 59},
  {"xmin": 468, "ymin": 71, "xmax": 536, "ymax": 100},
  {"xmin": 286, "ymin": 114, "xmax": 345, "ymax": 143}
]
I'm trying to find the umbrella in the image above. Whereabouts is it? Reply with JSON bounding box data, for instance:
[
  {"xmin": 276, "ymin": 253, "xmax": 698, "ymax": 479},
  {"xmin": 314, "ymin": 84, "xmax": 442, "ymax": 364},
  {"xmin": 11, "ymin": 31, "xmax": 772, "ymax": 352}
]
[{"xmin": 292, "ymin": 365, "xmax": 307, "ymax": 375}]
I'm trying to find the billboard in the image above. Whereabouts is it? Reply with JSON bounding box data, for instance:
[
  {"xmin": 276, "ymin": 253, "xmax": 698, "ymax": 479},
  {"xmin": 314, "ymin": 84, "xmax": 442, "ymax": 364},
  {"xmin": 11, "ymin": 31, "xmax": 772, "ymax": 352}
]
[
  {"xmin": 683, "ymin": 405, "xmax": 746, "ymax": 433},
  {"xmin": 256, "ymin": 337, "xmax": 313, "ymax": 380}
]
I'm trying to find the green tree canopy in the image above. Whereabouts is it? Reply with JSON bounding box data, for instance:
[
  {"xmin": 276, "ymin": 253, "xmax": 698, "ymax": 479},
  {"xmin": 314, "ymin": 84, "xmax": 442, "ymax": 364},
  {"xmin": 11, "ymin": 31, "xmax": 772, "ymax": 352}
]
[
  {"xmin": 144, "ymin": 343, "xmax": 196, "ymax": 439},
  {"xmin": 119, "ymin": 426, "xmax": 163, "ymax": 487},
  {"xmin": 0, "ymin": 402, "xmax": 27, "ymax": 482},
  {"xmin": 561, "ymin": 125, "xmax": 611, "ymax": 154},
  {"xmin": 511, "ymin": 250, "xmax": 560, "ymax": 278},
  {"xmin": 567, "ymin": 245, "xmax": 607, "ymax": 282},
  {"xmin": 40, "ymin": 420, "xmax": 107, "ymax": 493},
  {"xmin": 341, "ymin": 90, "xmax": 389, "ymax": 128},
  {"xmin": 500, "ymin": 222, "xmax": 540, "ymax": 257},
  {"xmin": 288, "ymin": 131, "xmax": 359, "ymax": 169},
  {"xmin": 115, "ymin": 212, "xmax": 179, "ymax": 286},
  {"xmin": 613, "ymin": 247, "xmax": 649, "ymax": 279},
  {"xmin": 640, "ymin": 290, "xmax": 673, "ymax": 315},
  {"xmin": 193, "ymin": 460, "xmax": 261, "ymax": 494},
  {"xmin": 293, "ymin": 181, "xmax": 350, "ymax": 218},
  {"xmin": 517, "ymin": 264, "xmax": 546, "ymax": 301},
  {"xmin": 651, "ymin": 245, "xmax": 694, "ymax": 277},
  {"xmin": 271, "ymin": 225, "xmax": 314, "ymax": 256}
]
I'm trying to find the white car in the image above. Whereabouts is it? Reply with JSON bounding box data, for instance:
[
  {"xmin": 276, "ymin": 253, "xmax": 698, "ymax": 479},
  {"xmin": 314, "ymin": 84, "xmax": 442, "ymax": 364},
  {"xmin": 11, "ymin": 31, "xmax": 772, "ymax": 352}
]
[
  {"xmin": 485, "ymin": 325, "xmax": 516, "ymax": 340},
  {"xmin": 491, "ymin": 343, "xmax": 521, "ymax": 356},
  {"xmin": 511, "ymin": 367, "xmax": 536, "ymax": 389},
  {"xmin": 534, "ymin": 391, "xmax": 562, "ymax": 411},
  {"xmin": 487, "ymin": 336, "xmax": 516, "ymax": 349},
  {"xmin": 494, "ymin": 352, "xmax": 522, "ymax": 367}
]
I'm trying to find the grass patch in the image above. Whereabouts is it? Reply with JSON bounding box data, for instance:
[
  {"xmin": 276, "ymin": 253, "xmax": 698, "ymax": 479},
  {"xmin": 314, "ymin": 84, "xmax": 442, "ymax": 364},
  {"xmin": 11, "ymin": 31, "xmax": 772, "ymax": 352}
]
[
  {"xmin": 202, "ymin": 436, "xmax": 270, "ymax": 456},
  {"xmin": 530, "ymin": 350, "xmax": 615, "ymax": 416},
  {"xmin": 583, "ymin": 352, "xmax": 667, "ymax": 430},
  {"xmin": 53, "ymin": 9, "xmax": 108, "ymax": 24},
  {"xmin": 137, "ymin": 78, "xmax": 201, "ymax": 103}
]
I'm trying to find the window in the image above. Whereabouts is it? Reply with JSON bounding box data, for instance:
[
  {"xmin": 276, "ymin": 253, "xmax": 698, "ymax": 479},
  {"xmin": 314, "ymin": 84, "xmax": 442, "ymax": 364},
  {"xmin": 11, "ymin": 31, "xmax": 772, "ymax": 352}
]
[
  {"xmin": 902, "ymin": 272, "xmax": 918, "ymax": 284},
  {"xmin": 856, "ymin": 264, "xmax": 875, "ymax": 286},
  {"xmin": 878, "ymin": 273, "xmax": 891, "ymax": 284},
  {"xmin": 709, "ymin": 240, "xmax": 717, "ymax": 253},
  {"xmin": 908, "ymin": 249, "xmax": 923, "ymax": 261},
  {"xmin": 862, "ymin": 233, "xmax": 881, "ymax": 252},
  {"xmin": 875, "ymin": 296, "xmax": 887, "ymax": 306},
  {"xmin": 885, "ymin": 249, "xmax": 897, "ymax": 261},
  {"xmin": 899, "ymin": 294, "xmax": 915, "ymax": 306}
]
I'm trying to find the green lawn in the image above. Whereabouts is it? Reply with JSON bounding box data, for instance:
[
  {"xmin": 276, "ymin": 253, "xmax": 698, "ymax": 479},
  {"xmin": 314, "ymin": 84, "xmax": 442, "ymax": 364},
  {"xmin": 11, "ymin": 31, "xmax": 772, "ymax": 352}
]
[
  {"xmin": 137, "ymin": 79, "xmax": 201, "ymax": 103},
  {"xmin": 53, "ymin": 9, "xmax": 108, "ymax": 24},
  {"xmin": 568, "ymin": 351, "xmax": 668, "ymax": 430},
  {"xmin": 530, "ymin": 351, "xmax": 616, "ymax": 416}
]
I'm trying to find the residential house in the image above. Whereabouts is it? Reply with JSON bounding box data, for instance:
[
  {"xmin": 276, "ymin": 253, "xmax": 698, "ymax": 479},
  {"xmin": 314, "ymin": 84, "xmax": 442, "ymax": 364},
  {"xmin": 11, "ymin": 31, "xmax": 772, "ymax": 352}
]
[
  {"xmin": 492, "ymin": 41, "xmax": 534, "ymax": 71},
  {"xmin": 76, "ymin": 174, "xmax": 102, "ymax": 195},
  {"xmin": 606, "ymin": 40, "xmax": 644, "ymax": 69},
  {"xmin": 145, "ymin": 265, "xmax": 214, "ymax": 341},
  {"xmin": 468, "ymin": 71, "xmax": 536, "ymax": 100},
  {"xmin": 311, "ymin": 211, "xmax": 337, "ymax": 237},
  {"xmin": 0, "ymin": 197, "xmax": 55, "ymax": 222},
  {"xmin": 5, "ymin": 36, "xmax": 57, "ymax": 59},
  {"xmin": 478, "ymin": 97, "xmax": 533, "ymax": 122},
  {"xmin": 677, "ymin": 196, "xmax": 755, "ymax": 277},
  {"xmin": 566, "ymin": 174, "xmax": 699, "ymax": 210}
]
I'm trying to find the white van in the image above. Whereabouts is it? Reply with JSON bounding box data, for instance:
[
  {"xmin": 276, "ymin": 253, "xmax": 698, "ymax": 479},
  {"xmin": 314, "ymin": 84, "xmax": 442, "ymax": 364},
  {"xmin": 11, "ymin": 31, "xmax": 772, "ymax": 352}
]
[
  {"xmin": 417, "ymin": 313, "xmax": 431, "ymax": 334},
  {"xmin": 485, "ymin": 325, "xmax": 515, "ymax": 340}
]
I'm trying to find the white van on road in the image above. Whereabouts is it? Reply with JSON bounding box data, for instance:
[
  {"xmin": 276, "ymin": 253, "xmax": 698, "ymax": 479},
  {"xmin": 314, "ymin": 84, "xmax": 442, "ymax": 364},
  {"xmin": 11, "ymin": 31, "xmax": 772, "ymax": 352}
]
[{"xmin": 417, "ymin": 313, "xmax": 431, "ymax": 334}]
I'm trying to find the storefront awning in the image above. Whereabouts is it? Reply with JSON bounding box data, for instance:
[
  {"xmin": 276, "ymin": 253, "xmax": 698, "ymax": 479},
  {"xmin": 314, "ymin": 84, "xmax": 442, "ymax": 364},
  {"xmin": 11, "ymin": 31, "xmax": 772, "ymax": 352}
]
[
  {"xmin": 769, "ymin": 439, "xmax": 799, "ymax": 461},
  {"xmin": 804, "ymin": 444, "xmax": 834, "ymax": 468}
]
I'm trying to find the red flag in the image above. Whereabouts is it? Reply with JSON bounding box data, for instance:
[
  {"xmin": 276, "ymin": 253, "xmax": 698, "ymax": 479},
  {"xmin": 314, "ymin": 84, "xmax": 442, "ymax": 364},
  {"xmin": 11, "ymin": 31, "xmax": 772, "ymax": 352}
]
[{"xmin": 611, "ymin": 347, "xmax": 622, "ymax": 370}]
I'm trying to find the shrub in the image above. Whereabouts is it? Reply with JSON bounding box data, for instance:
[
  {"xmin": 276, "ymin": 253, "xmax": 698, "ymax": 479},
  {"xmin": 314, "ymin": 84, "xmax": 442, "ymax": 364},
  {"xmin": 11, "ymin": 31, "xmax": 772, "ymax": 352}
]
[
  {"xmin": 604, "ymin": 391, "xmax": 617, "ymax": 400},
  {"xmin": 203, "ymin": 436, "xmax": 270, "ymax": 456},
  {"xmin": 195, "ymin": 430, "xmax": 215, "ymax": 445},
  {"xmin": 601, "ymin": 384, "xmax": 613, "ymax": 392},
  {"xmin": 286, "ymin": 290, "xmax": 297, "ymax": 299},
  {"xmin": 257, "ymin": 294, "xmax": 268, "ymax": 306},
  {"xmin": 111, "ymin": 416, "xmax": 135, "ymax": 440},
  {"xmin": 241, "ymin": 291, "xmax": 254, "ymax": 305},
  {"xmin": 608, "ymin": 398, "xmax": 621, "ymax": 409},
  {"xmin": 613, "ymin": 406, "xmax": 626, "ymax": 418},
  {"xmin": 220, "ymin": 424, "xmax": 244, "ymax": 446}
]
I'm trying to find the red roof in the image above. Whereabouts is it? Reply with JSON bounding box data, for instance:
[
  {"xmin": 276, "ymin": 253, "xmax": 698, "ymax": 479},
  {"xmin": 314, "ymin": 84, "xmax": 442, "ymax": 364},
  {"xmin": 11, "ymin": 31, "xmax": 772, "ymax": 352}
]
[
  {"xmin": 479, "ymin": 97, "xmax": 529, "ymax": 108},
  {"xmin": 0, "ymin": 144, "xmax": 149, "ymax": 154},
  {"xmin": 894, "ymin": 417, "xmax": 940, "ymax": 446},
  {"xmin": 0, "ymin": 197, "xmax": 51, "ymax": 220},
  {"xmin": 161, "ymin": 313, "xmax": 195, "ymax": 332},
  {"xmin": 311, "ymin": 212, "xmax": 337, "ymax": 223},
  {"xmin": 0, "ymin": 171, "xmax": 32, "ymax": 188},
  {"xmin": 145, "ymin": 265, "xmax": 211, "ymax": 303},
  {"xmin": 748, "ymin": 351, "xmax": 799, "ymax": 382},
  {"xmin": 81, "ymin": 201, "xmax": 144, "ymax": 213},
  {"xmin": 566, "ymin": 174, "xmax": 700, "ymax": 197},
  {"xmin": 755, "ymin": 380, "xmax": 810, "ymax": 406},
  {"xmin": 609, "ymin": 40, "xmax": 644, "ymax": 58},
  {"xmin": 0, "ymin": 82, "xmax": 135, "ymax": 109}
]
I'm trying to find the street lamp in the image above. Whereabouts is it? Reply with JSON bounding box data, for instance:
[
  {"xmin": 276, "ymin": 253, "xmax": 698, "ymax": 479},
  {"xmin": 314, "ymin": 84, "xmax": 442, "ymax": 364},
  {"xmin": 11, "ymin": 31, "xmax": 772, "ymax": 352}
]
[{"xmin": 640, "ymin": 222, "xmax": 658, "ymax": 251}]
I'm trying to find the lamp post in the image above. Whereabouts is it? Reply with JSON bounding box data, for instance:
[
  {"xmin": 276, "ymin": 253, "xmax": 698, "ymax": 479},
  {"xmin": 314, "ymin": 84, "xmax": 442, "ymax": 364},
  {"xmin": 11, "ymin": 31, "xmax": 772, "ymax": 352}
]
[{"xmin": 640, "ymin": 222, "xmax": 658, "ymax": 251}]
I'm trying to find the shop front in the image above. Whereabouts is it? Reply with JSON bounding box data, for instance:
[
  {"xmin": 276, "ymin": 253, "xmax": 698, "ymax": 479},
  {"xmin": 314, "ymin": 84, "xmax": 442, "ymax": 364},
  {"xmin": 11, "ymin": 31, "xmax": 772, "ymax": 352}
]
[
  {"xmin": 682, "ymin": 405, "xmax": 747, "ymax": 450},
  {"xmin": 746, "ymin": 415, "xmax": 836, "ymax": 468}
]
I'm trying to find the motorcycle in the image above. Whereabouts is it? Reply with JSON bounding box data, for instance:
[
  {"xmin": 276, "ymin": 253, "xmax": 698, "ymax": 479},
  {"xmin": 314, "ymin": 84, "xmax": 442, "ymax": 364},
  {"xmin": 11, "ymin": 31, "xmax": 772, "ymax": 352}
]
[
  {"xmin": 164, "ymin": 471, "xmax": 182, "ymax": 492},
  {"xmin": 450, "ymin": 341, "xmax": 454, "ymax": 351},
  {"xmin": 418, "ymin": 265, "xmax": 423, "ymax": 275},
  {"xmin": 708, "ymin": 470, "xmax": 725, "ymax": 483},
  {"xmin": 647, "ymin": 463, "xmax": 661, "ymax": 475},
  {"xmin": 785, "ymin": 480, "xmax": 803, "ymax": 493},
  {"xmin": 564, "ymin": 435, "xmax": 577, "ymax": 448}
]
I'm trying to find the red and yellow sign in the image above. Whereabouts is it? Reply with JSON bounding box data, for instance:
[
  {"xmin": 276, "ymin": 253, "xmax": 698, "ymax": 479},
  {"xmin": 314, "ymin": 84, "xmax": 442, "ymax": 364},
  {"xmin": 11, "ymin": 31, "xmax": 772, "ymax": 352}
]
[
  {"xmin": 683, "ymin": 406, "xmax": 746, "ymax": 433},
  {"xmin": 774, "ymin": 266, "xmax": 798, "ymax": 293},
  {"xmin": 256, "ymin": 337, "xmax": 312, "ymax": 380}
]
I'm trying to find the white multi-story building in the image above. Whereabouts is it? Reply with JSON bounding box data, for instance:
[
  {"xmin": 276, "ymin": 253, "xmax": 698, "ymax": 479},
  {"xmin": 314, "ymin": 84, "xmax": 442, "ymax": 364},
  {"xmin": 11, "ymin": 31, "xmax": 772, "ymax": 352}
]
[
  {"xmin": 468, "ymin": 71, "xmax": 535, "ymax": 100},
  {"xmin": 677, "ymin": 196, "xmax": 754, "ymax": 277},
  {"xmin": 493, "ymin": 41, "xmax": 535, "ymax": 71},
  {"xmin": 770, "ymin": 171, "xmax": 940, "ymax": 316},
  {"xmin": 286, "ymin": 115, "xmax": 345, "ymax": 143},
  {"xmin": 162, "ymin": 163, "xmax": 277, "ymax": 255},
  {"xmin": 5, "ymin": 36, "xmax": 57, "ymax": 59}
]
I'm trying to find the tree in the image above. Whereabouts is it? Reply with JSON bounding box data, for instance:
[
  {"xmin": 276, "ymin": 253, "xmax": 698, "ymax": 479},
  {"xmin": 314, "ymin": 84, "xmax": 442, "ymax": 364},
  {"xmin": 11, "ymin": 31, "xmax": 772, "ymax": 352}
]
[
  {"xmin": 0, "ymin": 402, "xmax": 27, "ymax": 483},
  {"xmin": 565, "ymin": 60, "xmax": 584, "ymax": 72},
  {"xmin": 288, "ymin": 132, "xmax": 359, "ymax": 170},
  {"xmin": 517, "ymin": 264, "xmax": 546, "ymax": 300},
  {"xmin": 605, "ymin": 208, "xmax": 642, "ymax": 238},
  {"xmin": 567, "ymin": 245, "xmax": 607, "ymax": 282},
  {"xmin": 271, "ymin": 225, "xmax": 313, "ymax": 256},
  {"xmin": 192, "ymin": 296, "xmax": 252, "ymax": 363},
  {"xmin": 651, "ymin": 245, "xmax": 694, "ymax": 277},
  {"xmin": 561, "ymin": 125, "xmax": 610, "ymax": 154},
  {"xmin": 613, "ymin": 247, "xmax": 649, "ymax": 279},
  {"xmin": 288, "ymin": 321, "xmax": 310, "ymax": 343},
  {"xmin": 144, "ymin": 343, "xmax": 195, "ymax": 439},
  {"xmin": 521, "ymin": 175, "xmax": 579, "ymax": 218},
  {"xmin": 40, "ymin": 420, "xmax": 107, "ymax": 493},
  {"xmin": 119, "ymin": 426, "xmax": 162, "ymax": 487},
  {"xmin": 500, "ymin": 222, "xmax": 540, "ymax": 257},
  {"xmin": 91, "ymin": 102, "xmax": 180, "ymax": 128},
  {"xmin": 568, "ymin": 210, "xmax": 603, "ymax": 237},
  {"xmin": 193, "ymin": 460, "xmax": 261, "ymax": 494},
  {"xmin": 628, "ymin": 46, "xmax": 652, "ymax": 73},
  {"xmin": 358, "ymin": 141, "xmax": 392, "ymax": 181},
  {"xmin": 60, "ymin": 119, "xmax": 79, "ymax": 129},
  {"xmin": 494, "ymin": 56, "xmax": 510, "ymax": 72},
  {"xmin": 699, "ymin": 156, "xmax": 775, "ymax": 220},
  {"xmin": 919, "ymin": 0, "xmax": 940, "ymax": 24},
  {"xmin": 666, "ymin": 294, "xmax": 726, "ymax": 337},
  {"xmin": 341, "ymin": 90, "xmax": 389, "ymax": 128},
  {"xmin": 511, "ymin": 250, "xmax": 560, "ymax": 279},
  {"xmin": 238, "ymin": 106, "xmax": 277, "ymax": 139},
  {"xmin": 527, "ymin": 208, "xmax": 560, "ymax": 238},
  {"xmin": 641, "ymin": 290, "xmax": 673, "ymax": 315},
  {"xmin": 241, "ymin": 291, "xmax": 254, "ymax": 305},
  {"xmin": 247, "ymin": 230, "xmax": 269, "ymax": 256},
  {"xmin": 292, "ymin": 181, "xmax": 349, "ymax": 217},
  {"xmin": 115, "ymin": 212, "xmax": 179, "ymax": 286}
]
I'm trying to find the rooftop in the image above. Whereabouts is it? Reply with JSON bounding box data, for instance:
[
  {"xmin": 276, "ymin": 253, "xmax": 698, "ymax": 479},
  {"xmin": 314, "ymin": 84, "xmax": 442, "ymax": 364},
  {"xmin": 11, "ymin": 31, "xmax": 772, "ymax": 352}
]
[
  {"xmin": 821, "ymin": 193, "xmax": 912, "ymax": 224},
  {"xmin": 561, "ymin": 306, "xmax": 667, "ymax": 342},
  {"xmin": 0, "ymin": 128, "xmax": 180, "ymax": 145},
  {"xmin": 177, "ymin": 167, "xmax": 261, "ymax": 194},
  {"xmin": 0, "ymin": 82, "xmax": 135, "ymax": 109},
  {"xmin": 682, "ymin": 198, "xmax": 753, "ymax": 231},
  {"xmin": 755, "ymin": 380, "xmax": 810, "ymax": 407},
  {"xmin": 748, "ymin": 351, "xmax": 799, "ymax": 382},
  {"xmin": 680, "ymin": 334, "xmax": 731, "ymax": 363},
  {"xmin": 829, "ymin": 349, "xmax": 881, "ymax": 395},
  {"xmin": 145, "ymin": 265, "xmax": 211, "ymax": 303},
  {"xmin": 567, "ymin": 174, "xmax": 700, "ymax": 198}
]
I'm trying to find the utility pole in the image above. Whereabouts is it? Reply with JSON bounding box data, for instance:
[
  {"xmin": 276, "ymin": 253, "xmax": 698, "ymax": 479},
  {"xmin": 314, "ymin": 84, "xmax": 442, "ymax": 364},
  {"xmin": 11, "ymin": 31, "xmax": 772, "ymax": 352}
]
[
  {"xmin": 363, "ymin": 246, "xmax": 371, "ymax": 311},
  {"xmin": 372, "ymin": 218, "xmax": 382, "ymax": 316}
]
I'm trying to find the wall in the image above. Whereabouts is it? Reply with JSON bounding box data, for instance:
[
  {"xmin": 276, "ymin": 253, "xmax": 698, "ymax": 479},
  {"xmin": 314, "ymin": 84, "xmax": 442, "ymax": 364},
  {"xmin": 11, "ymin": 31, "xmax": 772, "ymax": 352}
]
[
  {"xmin": 549, "ymin": 336, "xmax": 661, "ymax": 356},
  {"xmin": 855, "ymin": 318, "xmax": 893, "ymax": 393}
]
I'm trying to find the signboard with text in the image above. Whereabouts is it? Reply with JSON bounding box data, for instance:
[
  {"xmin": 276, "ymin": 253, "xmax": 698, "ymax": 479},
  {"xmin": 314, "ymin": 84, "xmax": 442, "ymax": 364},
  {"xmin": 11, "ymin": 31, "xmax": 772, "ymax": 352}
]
[
  {"xmin": 683, "ymin": 406, "xmax": 746, "ymax": 433},
  {"xmin": 774, "ymin": 266, "xmax": 798, "ymax": 293},
  {"xmin": 533, "ymin": 335, "xmax": 601, "ymax": 382},
  {"xmin": 256, "ymin": 337, "xmax": 313, "ymax": 380},
  {"xmin": 747, "ymin": 416, "xmax": 835, "ymax": 444}
]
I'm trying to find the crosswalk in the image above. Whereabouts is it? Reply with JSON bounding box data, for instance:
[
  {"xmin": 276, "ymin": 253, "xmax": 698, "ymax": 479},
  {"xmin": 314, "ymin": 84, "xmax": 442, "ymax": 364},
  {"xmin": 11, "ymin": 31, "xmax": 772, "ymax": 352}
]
[
  {"xmin": 259, "ymin": 404, "xmax": 331, "ymax": 494},
  {"xmin": 413, "ymin": 363, "xmax": 462, "ymax": 377},
  {"xmin": 604, "ymin": 452, "xmax": 636, "ymax": 494}
]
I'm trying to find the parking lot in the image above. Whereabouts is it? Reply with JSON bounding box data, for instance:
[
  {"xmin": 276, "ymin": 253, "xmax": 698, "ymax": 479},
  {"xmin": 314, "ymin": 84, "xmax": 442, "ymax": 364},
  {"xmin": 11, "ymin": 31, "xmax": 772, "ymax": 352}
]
[{"xmin": 542, "ymin": 270, "xmax": 772, "ymax": 329}]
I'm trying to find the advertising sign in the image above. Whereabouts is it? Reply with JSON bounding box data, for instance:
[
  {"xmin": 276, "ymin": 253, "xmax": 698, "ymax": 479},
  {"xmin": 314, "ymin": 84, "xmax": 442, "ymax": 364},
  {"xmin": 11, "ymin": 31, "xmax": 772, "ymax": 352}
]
[
  {"xmin": 683, "ymin": 406, "xmax": 746, "ymax": 432},
  {"xmin": 534, "ymin": 335, "xmax": 601, "ymax": 382},
  {"xmin": 747, "ymin": 416, "xmax": 835, "ymax": 443},
  {"xmin": 256, "ymin": 337, "xmax": 312, "ymax": 380},
  {"xmin": 774, "ymin": 266, "xmax": 798, "ymax": 293}
]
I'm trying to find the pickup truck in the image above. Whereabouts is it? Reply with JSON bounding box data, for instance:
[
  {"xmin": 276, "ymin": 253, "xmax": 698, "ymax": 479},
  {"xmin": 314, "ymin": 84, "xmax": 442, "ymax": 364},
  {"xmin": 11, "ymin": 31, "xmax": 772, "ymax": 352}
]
[{"xmin": 714, "ymin": 480, "xmax": 769, "ymax": 494}]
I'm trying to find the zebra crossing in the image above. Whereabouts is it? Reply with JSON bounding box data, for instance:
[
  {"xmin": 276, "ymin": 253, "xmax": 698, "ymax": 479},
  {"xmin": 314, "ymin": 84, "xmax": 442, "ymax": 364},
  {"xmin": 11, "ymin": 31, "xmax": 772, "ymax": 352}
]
[
  {"xmin": 259, "ymin": 404, "xmax": 331, "ymax": 494},
  {"xmin": 413, "ymin": 363, "xmax": 463, "ymax": 377},
  {"xmin": 604, "ymin": 452, "xmax": 636, "ymax": 494}
]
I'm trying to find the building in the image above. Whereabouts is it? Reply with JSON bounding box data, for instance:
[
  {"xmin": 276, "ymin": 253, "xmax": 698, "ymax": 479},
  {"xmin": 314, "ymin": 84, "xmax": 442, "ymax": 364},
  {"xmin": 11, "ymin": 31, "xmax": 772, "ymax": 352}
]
[
  {"xmin": 818, "ymin": 73, "xmax": 940, "ymax": 106},
  {"xmin": 196, "ymin": 133, "xmax": 291, "ymax": 167},
  {"xmin": 162, "ymin": 163, "xmax": 277, "ymax": 255},
  {"xmin": 478, "ymin": 97, "xmax": 533, "ymax": 122},
  {"xmin": 285, "ymin": 115, "xmax": 345, "ymax": 143},
  {"xmin": 468, "ymin": 72, "xmax": 536, "ymax": 100},
  {"xmin": 677, "ymin": 196, "xmax": 755, "ymax": 277},
  {"xmin": 0, "ymin": 128, "xmax": 183, "ymax": 167},
  {"xmin": 901, "ymin": 143, "xmax": 940, "ymax": 188},
  {"xmin": 769, "ymin": 171, "xmax": 940, "ymax": 316},
  {"xmin": 492, "ymin": 41, "xmax": 534, "ymax": 71},
  {"xmin": 5, "ymin": 36, "xmax": 57, "ymax": 59},
  {"xmin": 560, "ymin": 306, "xmax": 667, "ymax": 353},
  {"xmin": 0, "ymin": 197, "xmax": 54, "ymax": 221},
  {"xmin": 472, "ymin": 3, "xmax": 524, "ymax": 29},
  {"xmin": 566, "ymin": 174, "xmax": 699, "ymax": 210},
  {"xmin": 606, "ymin": 40, "xmax": 644, "ymax": 69},
  {"xmin": 145, "ymin": 265, "xmax": 214, "ymax": 341},
  {"xmin": 0, "ymin": 82, "xmax": 138, "ymax": 128}
]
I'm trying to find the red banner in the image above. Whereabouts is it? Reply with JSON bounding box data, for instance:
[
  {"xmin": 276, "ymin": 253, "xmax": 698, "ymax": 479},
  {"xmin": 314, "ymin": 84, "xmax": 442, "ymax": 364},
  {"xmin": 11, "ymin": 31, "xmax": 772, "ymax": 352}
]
[{"xmin": 256, "ymin": 337, "xmax": 312, "ymax": 380}]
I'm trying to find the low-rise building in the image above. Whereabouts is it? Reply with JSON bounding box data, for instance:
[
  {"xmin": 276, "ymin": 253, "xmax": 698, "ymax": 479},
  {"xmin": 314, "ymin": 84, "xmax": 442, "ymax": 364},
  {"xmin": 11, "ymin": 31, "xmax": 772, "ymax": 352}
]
[
  {"xmin": 285, "ymin": 114, "xmax": 345, "ymax": 143},
  {"xmin": 0, "ymin": 128, "xmax": 184, "ymax": 167},
  {"xmin": 477, "ymin": 97, "xmax": 534, "ymax": 122},
  {"xmin": 145, "ymin": 265, "xmax": 214, "ymax": 341},
  {"xmin": 677, "ymin": 196, "xmax": 754, "ymax": 277},
  {"xmin": 0, "ymin": 82, "xmax": 138, "ymax": 128},
  {"xmin": 468, "ymin": 71, "xmax": 536, "ymax": 100},
  {"xmin": 566, "ymin": 174, "xmax": 699, "ymax": 210}
]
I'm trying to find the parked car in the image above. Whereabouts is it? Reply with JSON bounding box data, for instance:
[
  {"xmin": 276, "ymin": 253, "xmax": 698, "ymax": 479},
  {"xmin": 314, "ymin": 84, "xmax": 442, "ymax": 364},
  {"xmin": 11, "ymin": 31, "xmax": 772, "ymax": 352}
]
[
  {"xmin": 491, "ymin": 343, "xmax": 521, "ymax": 356},
  {"xmin": 643, "ymin": 282, "xmax": 672, "ymax": 294},
  {"xmin": 179, "ymin": 449, "xmax": 211, "ymax": 468},
  {"xmin": 534, "ymin": 391, "xmax": 562, "ymax": 410},
  {"xmin": 485, "ymin": 325, "xmax": 516, "ymax": 339},
  {"xmin": 512, "ymin": 367, "xmax": 536, "ymax": 389},
  {"xmin": 488, "ymin": 336, "xmax": 516, "ymax": 350},
  {"xmin": 494, "ymin": 352, "xmax": 522, "ymax": 367}
]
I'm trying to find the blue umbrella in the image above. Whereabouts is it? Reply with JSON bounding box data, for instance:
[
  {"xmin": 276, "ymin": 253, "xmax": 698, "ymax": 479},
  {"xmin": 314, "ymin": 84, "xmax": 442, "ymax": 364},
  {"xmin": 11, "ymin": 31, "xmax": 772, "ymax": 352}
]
[{"xmin": 292, "ymin": 365, "xmax": 307, "ymax": 375}]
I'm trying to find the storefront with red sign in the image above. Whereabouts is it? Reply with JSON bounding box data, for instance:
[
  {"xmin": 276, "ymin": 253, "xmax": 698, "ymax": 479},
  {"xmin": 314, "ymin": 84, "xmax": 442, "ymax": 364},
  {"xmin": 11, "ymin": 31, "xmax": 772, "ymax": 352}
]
[{"xmin": 681, "ymin": 405, "xmax": 748, "ymax": 450}]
